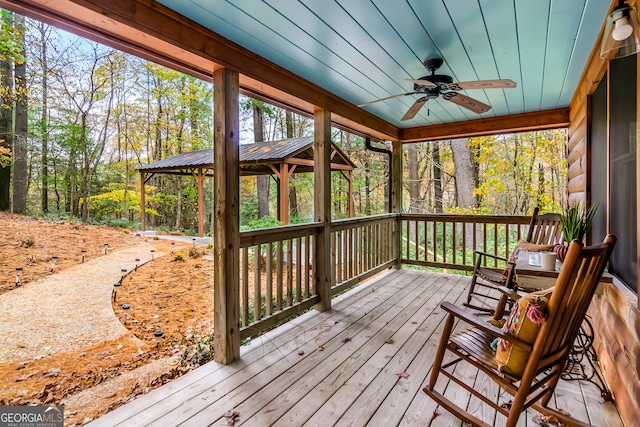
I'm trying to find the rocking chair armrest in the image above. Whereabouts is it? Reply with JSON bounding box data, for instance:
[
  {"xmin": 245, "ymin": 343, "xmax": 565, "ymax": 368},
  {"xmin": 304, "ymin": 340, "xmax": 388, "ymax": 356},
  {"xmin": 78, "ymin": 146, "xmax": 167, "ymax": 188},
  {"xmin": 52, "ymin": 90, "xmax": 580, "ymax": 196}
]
[
  {"xmin": 496, "ymin": 285, "xmax": 521, "ymax": 301},
  {"xmin": 473, "ymin": 250, "xmax": 509, "ymax": 263},
  {"xmin": 440, "ymin": 301, "xmax": 533, "ymax": 350}
]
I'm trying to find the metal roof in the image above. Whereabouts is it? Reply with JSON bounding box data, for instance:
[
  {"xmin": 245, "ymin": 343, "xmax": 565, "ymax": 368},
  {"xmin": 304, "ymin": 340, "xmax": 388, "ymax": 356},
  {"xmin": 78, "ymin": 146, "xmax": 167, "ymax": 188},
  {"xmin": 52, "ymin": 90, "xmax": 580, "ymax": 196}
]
[{"xmin": 138, "ymin": 137, "xmax": 355, "ymax": 175}]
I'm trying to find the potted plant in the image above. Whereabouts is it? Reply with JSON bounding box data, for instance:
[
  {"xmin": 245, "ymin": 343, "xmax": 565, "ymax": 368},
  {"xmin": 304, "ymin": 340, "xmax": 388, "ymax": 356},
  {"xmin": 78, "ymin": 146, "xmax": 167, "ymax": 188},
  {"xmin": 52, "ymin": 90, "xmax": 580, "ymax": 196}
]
[{"xmin": 554, "ymin": 203, "xmax": 599, "ymax": 261}]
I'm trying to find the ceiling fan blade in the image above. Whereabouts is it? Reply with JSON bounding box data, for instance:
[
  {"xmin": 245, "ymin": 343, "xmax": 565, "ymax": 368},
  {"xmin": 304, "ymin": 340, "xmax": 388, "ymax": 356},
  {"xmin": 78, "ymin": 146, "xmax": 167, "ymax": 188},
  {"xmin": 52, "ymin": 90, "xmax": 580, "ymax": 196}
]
[
  {"xmin": 448, "ymin": 79, "xmax": 517, "ymax": 90},
  {"xmin": 401, "ymin": 97, "xmax": 428, "ymax": 121},
  {"xmin": 442, "ymin": 92, "xmax": 491, "ymax": 114},
  {"xmin": 405, "ymin": 78, "xmax": 437, "ymax": 87},
  {"xmin": 358, "ymin": 92, "xmax": 416, "ymax": 107}
]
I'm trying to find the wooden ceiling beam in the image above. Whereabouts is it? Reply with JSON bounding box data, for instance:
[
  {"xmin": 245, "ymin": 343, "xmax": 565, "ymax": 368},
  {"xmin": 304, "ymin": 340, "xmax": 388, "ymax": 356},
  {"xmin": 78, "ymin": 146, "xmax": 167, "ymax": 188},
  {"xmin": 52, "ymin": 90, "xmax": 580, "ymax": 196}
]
[{"xmin": 400, "ymin": 108, "xmax": 570, "ymax": 143}]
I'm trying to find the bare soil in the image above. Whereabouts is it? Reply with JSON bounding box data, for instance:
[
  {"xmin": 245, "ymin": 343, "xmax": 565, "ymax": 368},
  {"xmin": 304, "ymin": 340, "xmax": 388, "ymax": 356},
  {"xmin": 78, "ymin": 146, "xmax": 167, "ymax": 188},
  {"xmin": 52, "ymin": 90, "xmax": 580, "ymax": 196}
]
[{"xmin": 0, "ymin": 213, "xmax": 214, "ymax": 425}]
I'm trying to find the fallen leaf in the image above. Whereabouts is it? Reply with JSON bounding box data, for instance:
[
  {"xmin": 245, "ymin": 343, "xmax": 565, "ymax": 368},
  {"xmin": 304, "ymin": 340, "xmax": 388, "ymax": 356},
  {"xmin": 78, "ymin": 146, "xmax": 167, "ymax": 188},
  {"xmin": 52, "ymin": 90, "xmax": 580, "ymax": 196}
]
[
  {"xmin": 342, "ymin": 337, "xmax": 351, "ymax": 343},
  {"xmin": 429, "ymin": 407, "xmax": 441, "ymax": 422},
  {"xmin": 385, "ymin": 339, "xmax": 394, "ymax": 344},
  {"xmin": 317, "ymin": 345, "xmax": 324, "ymax": 351},
  {"xmin": 396, "ymin": 371, "xmax": 410, "ymax": 378},
  {"xmin": 532, "ymin": 415, "xmax": 549, "ymax": 426},
  {"xmin": 297, "ymin": 350, "xmax": 305, "ymax": 356}
]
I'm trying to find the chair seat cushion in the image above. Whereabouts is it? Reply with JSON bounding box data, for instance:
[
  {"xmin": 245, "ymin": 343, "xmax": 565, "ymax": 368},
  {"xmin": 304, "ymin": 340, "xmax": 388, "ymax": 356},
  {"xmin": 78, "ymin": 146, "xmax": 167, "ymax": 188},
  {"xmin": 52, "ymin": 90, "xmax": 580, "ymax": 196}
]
[{"xmin": 495, "ymin": 288, "xmax": 554, "ymax": 376}]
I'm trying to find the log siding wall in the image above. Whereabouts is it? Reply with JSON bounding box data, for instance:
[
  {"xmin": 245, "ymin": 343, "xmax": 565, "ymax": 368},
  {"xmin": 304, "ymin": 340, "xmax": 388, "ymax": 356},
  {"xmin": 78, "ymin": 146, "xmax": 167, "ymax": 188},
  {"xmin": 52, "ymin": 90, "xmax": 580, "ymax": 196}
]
[{"xmin": 568, "ymin": 2, "xmax": 639, "ymax": 425}]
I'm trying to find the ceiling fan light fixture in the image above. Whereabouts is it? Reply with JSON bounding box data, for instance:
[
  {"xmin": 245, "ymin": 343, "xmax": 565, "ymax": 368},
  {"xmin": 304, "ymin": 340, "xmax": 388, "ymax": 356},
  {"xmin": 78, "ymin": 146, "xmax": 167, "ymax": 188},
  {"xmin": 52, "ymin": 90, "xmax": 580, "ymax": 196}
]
[{"xmin": 601, "ymin": 1, "xmax": 640, "ymax": 59}]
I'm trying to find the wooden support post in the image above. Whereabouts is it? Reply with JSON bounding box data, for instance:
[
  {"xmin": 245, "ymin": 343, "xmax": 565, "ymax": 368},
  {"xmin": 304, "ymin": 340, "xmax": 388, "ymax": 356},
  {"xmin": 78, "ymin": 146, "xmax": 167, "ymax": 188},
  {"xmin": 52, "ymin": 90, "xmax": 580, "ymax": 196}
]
[
  {"xmin": 140, "ymin": 172, "xmax": 146, "ymax": 232},
  {"xmin": 391, "ymin": 140, "xmax": 403, "ymax": 269},
  {"xmin": 193, "ymin": 168, "xmax": 205, "ymax": 237},
  {"xmin": 213, "ymin": 68, "xmax": 240, "ymax": 364},
  {"xmin": 279, "ymin": 162, "xmax": 290, "ymax": 224},
  {"xmin": 314, "ymin": 107, "xmax": 332, "ymax": 311}
]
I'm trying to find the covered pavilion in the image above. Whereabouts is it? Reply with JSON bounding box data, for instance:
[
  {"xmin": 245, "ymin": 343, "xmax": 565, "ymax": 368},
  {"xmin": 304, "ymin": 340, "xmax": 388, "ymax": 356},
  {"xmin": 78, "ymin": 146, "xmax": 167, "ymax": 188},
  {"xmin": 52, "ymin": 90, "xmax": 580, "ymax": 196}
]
[{"xmin": 138, "ymin": 136, "xmax": 355, "ymax": 236}]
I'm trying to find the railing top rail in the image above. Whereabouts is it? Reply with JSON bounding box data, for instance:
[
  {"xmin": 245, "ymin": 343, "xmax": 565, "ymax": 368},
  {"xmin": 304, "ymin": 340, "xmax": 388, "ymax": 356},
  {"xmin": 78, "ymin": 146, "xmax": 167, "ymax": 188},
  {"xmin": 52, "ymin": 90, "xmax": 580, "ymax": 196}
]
[
  {"xmin": 400, "ymin": 213, "xmax": 532, "ymax": 224},
  {"xmin": 240, "ymin": 222, "xmax": 322, "ymax": 247},
  {"xmin": 331, "ymin": 213, "xmax": 398, "ymax": 229}
]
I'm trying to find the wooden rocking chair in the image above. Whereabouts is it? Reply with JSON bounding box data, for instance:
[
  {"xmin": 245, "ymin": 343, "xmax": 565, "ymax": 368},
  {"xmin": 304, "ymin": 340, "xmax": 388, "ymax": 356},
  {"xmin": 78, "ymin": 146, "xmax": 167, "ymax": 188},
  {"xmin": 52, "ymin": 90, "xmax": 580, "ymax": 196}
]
[
  {"xmin": 464, "ymin": 207, "xmax": 562, "ymax": 314},
  {"xmin": 424, "ymin": 235, "xmax": 616, "ymax": 427}
]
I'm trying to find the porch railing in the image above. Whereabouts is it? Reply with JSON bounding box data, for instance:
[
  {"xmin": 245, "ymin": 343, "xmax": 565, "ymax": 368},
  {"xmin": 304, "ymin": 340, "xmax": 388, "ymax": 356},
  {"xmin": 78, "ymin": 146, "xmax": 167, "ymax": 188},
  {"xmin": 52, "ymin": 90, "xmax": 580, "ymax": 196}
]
[
  {"xmin": 238, "ymin": 212, "xmax": 534, "ymax": 337},
  {"xmin": 331, "ymin": 214, "xmax": 397, "ymax": 295},
  {"xmin": 400, "ymin": 213, "xmax": 532, "ymax": 271},
  {"xmin": 239, "ymin": 223, "xmax": 321, "ymax": 339}
]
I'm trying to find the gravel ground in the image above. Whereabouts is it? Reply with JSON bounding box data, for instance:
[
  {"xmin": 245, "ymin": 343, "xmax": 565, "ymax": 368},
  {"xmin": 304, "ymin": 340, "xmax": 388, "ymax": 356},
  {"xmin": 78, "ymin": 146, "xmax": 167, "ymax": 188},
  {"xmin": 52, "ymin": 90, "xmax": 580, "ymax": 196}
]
[{"xmin": 0, "ymin": 242, "xmax": 167, "ymax": 364}]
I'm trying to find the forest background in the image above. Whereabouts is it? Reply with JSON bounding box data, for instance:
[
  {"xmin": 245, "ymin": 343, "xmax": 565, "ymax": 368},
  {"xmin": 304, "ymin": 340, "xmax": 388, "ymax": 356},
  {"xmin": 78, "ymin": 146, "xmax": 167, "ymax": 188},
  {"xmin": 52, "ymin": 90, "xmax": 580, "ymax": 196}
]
[{"xmin": 0, "ymin": 12, "xmax": 567, "ymax": 234}]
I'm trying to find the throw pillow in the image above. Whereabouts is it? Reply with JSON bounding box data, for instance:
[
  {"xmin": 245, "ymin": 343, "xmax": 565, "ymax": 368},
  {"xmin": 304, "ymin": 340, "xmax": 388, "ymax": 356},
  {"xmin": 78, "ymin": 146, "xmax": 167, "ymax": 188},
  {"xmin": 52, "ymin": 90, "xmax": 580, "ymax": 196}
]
[{"xmin": 494, "ymin": 287, "xmax": 553, "ymax": 376}]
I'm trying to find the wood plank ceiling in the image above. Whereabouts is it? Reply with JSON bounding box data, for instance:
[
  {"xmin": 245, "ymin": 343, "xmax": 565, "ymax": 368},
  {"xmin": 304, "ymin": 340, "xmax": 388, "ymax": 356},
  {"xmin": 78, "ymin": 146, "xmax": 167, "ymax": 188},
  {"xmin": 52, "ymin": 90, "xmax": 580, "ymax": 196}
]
[{"xmin": 157, "ymin": 0, "xmax": 610, "ymax": 130}]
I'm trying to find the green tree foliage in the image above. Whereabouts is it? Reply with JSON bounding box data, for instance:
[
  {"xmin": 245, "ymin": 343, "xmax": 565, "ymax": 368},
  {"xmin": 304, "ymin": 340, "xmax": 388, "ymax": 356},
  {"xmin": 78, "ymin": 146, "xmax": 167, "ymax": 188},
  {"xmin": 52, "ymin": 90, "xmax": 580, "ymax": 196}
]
[{"xmin": 402, "ymin": 130, "xmax": 567, "ymax": 216}]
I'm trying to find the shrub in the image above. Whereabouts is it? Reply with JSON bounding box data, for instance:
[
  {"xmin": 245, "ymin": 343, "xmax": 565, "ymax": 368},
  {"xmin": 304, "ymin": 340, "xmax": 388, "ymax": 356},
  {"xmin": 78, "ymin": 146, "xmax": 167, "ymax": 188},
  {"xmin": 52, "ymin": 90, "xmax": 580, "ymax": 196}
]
[
  {"xmin": 174, "ymin": 252, "xmax": 185, "ymax": 261},
  {"xmin": 22, "ymin": 236, "xmax": 34, "ymax": 248},
  {"xmin": 189, "ymin": 247, "xmax": 203, "ymax": 258}
]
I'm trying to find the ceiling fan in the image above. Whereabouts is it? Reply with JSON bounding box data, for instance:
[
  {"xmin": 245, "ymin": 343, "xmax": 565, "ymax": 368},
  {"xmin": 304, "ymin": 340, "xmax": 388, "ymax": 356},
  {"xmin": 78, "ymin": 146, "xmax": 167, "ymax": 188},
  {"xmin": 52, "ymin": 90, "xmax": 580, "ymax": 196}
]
[{"xmin": 358, "ymin": 58, "xmax": 516, "ymax": 121}]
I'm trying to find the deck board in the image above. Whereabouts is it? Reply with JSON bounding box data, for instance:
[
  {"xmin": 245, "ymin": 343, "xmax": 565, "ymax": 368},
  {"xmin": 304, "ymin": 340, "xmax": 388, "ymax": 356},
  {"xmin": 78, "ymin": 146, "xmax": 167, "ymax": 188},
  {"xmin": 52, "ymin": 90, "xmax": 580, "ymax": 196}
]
[{"xmin": 87, "ymin": 269, "xmax": 625, "ymax": 427}]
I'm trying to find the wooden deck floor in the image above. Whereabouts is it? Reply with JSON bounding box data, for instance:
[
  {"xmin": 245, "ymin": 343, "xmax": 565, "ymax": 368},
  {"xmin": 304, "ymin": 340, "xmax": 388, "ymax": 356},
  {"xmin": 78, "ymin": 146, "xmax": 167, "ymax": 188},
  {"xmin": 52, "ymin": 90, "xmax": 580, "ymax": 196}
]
[{"xmin": 87, "ymin": 269, "xmax": 623, "ymax": 426}]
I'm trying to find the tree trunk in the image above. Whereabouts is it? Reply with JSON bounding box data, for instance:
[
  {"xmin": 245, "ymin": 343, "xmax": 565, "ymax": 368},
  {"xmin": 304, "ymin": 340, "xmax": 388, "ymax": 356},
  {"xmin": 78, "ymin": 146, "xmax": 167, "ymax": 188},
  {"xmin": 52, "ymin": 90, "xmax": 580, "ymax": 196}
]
[
  {"xmin": 253, "ymin": 103, "xmax": 270, "ymax": 218},
  {"xmin": 39, "ymin": 22, "xmax": 49, "ymax": 213},
  {"xmin": 364, "ymin": 157, "xmax": 371, "ymax": 215},
  {"xmin": 451, "ymin": 138, "xmax": 479, "ymax": 250},
  {"xmin": 407, "ymin": 143, "xmax": 422, "ymax": 213},
  {"xmin": 285, "ymin": 110, "xmax": 298, "ymax": 218},
  {"xmin": 0, "ymin": 13, "xmax": 13, "ymax": 211},
  {"xmin": 80, "ymin": 112, "xmax": 91, "ymax": 222},
  {"xmin": 432, "ymin": 142, "xmax": 443, "ymax": 213},
  {"xmin": 450, "ymin": 138, "xmax": 476, "ymax": 210},
  {"xmin": 12, "ymin": 13, "xmax": 27, "ymax": 214}
]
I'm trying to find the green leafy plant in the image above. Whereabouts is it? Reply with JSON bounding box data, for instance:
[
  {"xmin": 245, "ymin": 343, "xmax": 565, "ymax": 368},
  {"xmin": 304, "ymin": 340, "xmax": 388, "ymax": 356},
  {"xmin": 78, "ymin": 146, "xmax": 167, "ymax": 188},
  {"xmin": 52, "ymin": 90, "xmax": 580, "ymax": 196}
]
[
  {"xmin": 559, "ymin": 203, "xmax": 599, "ymax": 241},
  {"xmin": 173, "ymin": 252, "xmax": 185, "ymax": 261}
]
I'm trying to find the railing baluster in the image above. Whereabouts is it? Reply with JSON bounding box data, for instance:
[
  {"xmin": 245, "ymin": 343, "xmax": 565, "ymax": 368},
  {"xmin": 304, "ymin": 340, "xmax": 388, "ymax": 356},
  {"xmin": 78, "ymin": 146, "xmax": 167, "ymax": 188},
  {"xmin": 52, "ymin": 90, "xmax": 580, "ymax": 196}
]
[
  {"xmin": 331, "ymin": 231, "xmax": 336, "ymax": 287},
  {"xmin": 441, "ymin": 220, "xmax": 446, "ymax": 264},
  {"xmin": 452, "ymin": 221, "xmax": 457, "ymax": 265},
  {"xmin": 305, "ymin": 234, "xmax": 311, "ymax": 296},
  {"xmin": 493, "ymin": 224, "xmax": 498, "ymax": 267},
  {"xmin": 296, "ymin": 237, "xmax": 302, "ymax": 302},
  {"xmin": 276, "ymin": 240, "xmax": 283, "ymax": 311},
  {"xmin": 287, "ymin": 238, "xmax": 293, "ymax": 306},
  {"xmin": 242, "ymin": 247, "xmax": 249, "ymax": 327},
  {"xmin": 266, "ymin": 242, "xmax": 273, "ymax": 316},
  {"xmin": 253, "ymin": 244, "xmax": 261, "ymax": 323},
  {"xmin": 462, "ymin": 221, "xmax": 466, "ymax": 265}
]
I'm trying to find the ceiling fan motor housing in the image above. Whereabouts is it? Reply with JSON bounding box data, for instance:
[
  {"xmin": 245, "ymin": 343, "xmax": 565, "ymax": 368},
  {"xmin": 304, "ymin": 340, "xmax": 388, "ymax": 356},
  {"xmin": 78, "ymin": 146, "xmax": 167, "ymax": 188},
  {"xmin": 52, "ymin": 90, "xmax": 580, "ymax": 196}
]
[{"xmin": 414, "ymin": 74, "xmax": 453, "ymax": 93}]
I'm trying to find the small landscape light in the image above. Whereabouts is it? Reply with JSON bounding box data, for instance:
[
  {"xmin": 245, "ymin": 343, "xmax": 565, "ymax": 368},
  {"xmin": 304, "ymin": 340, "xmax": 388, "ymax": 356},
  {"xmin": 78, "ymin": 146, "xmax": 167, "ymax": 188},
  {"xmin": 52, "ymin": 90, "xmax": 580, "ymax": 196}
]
[
  {"xmin": 150, "ymin": 249, "xmax": 155, "ymax": 266},
  {"xmin": 15, "ymin": 267, "xmax": 23, "ymax": 286},
  {"xmin": 81, "ymin": 249, "xmax": 87, "ymax": 263},
  {"xmin": 122, "ymin": 303, "xmax": 130, "ymax": 324},
  {"xmin": 171, "ymin": 242, "xmax": 175, "ymax": 253},
  {"xmin": 50, "ymin": 256, "xmax": 58, "ymax": 272},
  {"xmin": 192, "ymin": 238, "xmax": 196, "ymax": 249},
  {"xmin": 135, "ymin": 258, "xmax": 140, "ymax": 271},
  {"xmin": 154, "ymin": 330, "xmax": 163, "ymax": 337},
  {"xmin": 104, "ymin": 243, "xmax": 109, "ymax": 255}
]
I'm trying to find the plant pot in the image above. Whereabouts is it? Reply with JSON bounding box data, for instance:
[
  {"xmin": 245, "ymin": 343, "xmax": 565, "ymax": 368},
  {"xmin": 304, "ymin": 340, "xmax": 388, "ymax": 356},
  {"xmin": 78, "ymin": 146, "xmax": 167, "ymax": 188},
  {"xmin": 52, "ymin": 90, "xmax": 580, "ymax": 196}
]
[{"xmin": 553, "ymin": 243, "xmax": 568, "ymax": 262}]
